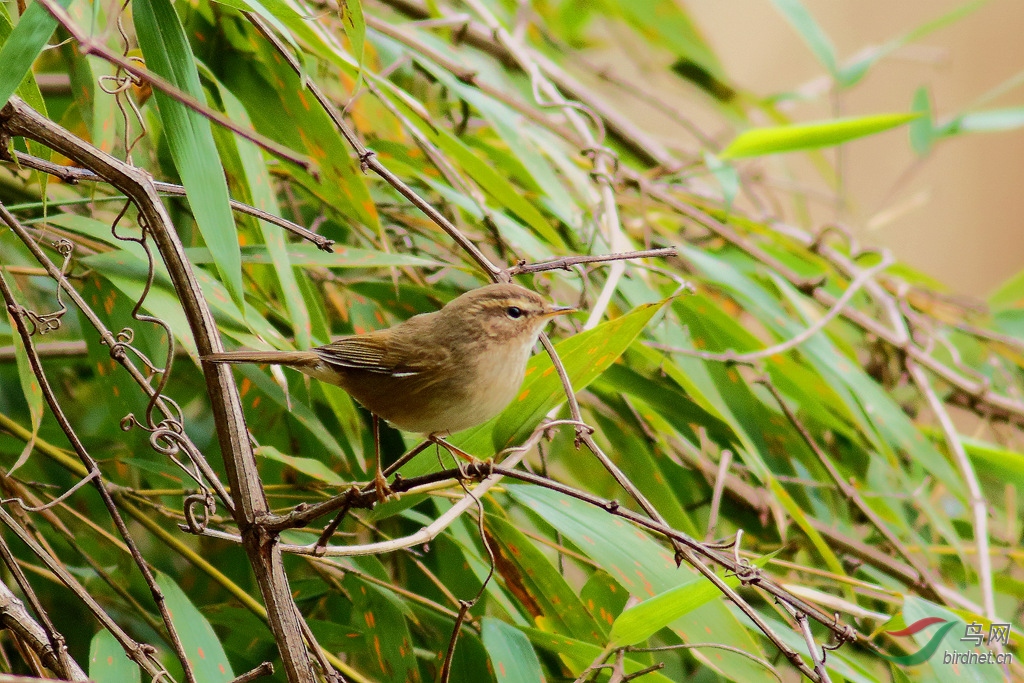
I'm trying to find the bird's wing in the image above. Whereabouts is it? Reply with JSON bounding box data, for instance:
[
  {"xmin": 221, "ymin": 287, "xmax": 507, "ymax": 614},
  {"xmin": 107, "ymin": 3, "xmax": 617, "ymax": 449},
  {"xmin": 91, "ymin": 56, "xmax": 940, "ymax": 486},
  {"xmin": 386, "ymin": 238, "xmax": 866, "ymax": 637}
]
[
  {"xmin": 313, "ymin": 330, "xmax": 450, "ymax": 379},
  {"xmin": 314, "ymin": 335, "xmax": 394, "ymax": 374}
]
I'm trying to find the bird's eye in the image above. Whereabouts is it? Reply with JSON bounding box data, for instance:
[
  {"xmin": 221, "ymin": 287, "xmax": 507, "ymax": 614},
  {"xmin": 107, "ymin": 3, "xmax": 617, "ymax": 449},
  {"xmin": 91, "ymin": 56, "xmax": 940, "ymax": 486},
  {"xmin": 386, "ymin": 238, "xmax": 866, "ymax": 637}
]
[{"xmin": 506, "ymin": 306, "xmax": 523, "ymax": 319}]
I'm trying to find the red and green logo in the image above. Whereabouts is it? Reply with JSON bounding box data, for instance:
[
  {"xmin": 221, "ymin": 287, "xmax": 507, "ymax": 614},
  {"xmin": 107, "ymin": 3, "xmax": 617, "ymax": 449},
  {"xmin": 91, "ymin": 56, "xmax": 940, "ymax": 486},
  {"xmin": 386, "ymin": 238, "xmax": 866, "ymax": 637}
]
[{"xmin": 878, "ymin": 617, "xmax": 958, "ymax": 666}]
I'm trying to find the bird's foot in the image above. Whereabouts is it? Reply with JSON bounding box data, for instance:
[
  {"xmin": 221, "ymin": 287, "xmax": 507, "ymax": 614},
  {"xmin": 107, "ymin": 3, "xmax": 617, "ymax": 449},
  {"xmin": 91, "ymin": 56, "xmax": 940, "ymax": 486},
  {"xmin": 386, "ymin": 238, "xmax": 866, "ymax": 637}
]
[{"xmin": 373, "ymin": 469, "xmax": 394, "ymax": 504}]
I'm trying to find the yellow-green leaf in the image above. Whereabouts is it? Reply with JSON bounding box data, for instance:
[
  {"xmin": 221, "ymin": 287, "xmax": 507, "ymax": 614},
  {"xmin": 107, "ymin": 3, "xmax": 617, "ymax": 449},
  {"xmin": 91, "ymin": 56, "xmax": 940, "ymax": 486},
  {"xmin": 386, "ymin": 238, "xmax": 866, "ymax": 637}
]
[{"xmin": 721, "ymin": 113, "xmax": 921, "ymax": 158}]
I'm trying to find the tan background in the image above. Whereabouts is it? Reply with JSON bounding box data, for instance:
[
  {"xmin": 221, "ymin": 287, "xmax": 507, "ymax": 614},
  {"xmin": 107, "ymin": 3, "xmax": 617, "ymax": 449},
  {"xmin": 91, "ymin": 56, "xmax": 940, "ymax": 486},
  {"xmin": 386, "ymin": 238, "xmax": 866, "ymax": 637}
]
[{"xmin": 587, "ymin": 0, "xmax": 1024, "ymax": 298}]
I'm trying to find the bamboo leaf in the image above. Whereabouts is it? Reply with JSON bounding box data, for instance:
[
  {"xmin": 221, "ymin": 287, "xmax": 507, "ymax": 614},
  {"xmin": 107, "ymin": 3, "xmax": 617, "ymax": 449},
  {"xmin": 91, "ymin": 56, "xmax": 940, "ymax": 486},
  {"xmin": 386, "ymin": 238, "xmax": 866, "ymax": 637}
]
[
  {"xmin": 183, "ymin": 244, "xmax": 438, "ymax": 268},
  {"xmin": 4, "ymin": 284, "xmax": 43, "ymax": 476},
  {"xmin": 839, "ymin": 0, "xmax": 989, "ymax": 87},
  {"xmin": 340, "ymin": 0, "xmax": 365, "ymax": 67},
  {"xmin": 0, "ymin": 0, "xmax": 71, "ymax": 107},
  {"xmin": 910, "ymin": 87, "xmax": 935, "ymax": 155},
  {"xmin": 204, "ymin": 69, "xmax": 313, "ymax": 348},
  {"xmin": 510, "ymin": 486, "xmax": 768, "ymax": 681},
  {"xmin": 256, "ymin": 445, "xmax": 347, "ymax": 485},
  {"xmin": 430, "ymin": 127, "xmax": 565, "ymax": 247},
  {"xmin": 481, "ymin": 618, "xmax": 545, "ymax": 683},
  {"xmin": 134, "ymin": 0, "xmax": 246, "ymax": 313},
  {"xmin": 88, "ymin": 629, "xmax": 141, "ymax": 683},
  {"xmin": 721, "ymin": 113, "xmax": 921, "ymax": 158},
  {"xmin": 944, "ymin": 107, "xmax": 1024, "ymax": 135},
  {"xmin": 521, "ymin": 627, "xmax": 676, "ymax": 683},
  {"xmin": 156, "ymin": 573, "xmax": 234, "ymax": 681},
  {"xmin": 486, "ymin": 515, "xmax": 605, "ymax": 641},
  {"xmin": 609, "ymin": 554, "xmax": 774, "ymax": 647},
  {"xmin": 769, "ymin": 0, "xmax": 838, "ymax": 76}
]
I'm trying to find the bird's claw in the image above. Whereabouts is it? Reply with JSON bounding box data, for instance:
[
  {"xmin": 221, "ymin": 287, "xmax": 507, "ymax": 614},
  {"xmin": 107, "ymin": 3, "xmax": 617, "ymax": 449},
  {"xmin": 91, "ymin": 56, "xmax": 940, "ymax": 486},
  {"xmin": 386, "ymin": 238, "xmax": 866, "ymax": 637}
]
[{"xmin": 373, "ymin": 470, "xmax": 394, "ymax": 504}]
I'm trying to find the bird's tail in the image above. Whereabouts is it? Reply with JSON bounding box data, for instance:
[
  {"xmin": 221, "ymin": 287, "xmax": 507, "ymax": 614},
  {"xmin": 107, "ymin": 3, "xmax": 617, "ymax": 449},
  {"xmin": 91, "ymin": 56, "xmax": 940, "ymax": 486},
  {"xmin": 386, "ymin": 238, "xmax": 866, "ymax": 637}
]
[{"xmin": 203, "ymin": 350, "xmax": 320, "ymax": 368}]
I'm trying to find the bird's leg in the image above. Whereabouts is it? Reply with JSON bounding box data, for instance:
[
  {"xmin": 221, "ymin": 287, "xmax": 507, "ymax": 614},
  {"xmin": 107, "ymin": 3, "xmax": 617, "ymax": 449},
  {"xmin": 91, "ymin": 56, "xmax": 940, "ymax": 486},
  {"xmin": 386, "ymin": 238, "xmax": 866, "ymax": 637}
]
[{"xmin": 371, "ymin": 414, "xmax": 392, "ymax": 503}]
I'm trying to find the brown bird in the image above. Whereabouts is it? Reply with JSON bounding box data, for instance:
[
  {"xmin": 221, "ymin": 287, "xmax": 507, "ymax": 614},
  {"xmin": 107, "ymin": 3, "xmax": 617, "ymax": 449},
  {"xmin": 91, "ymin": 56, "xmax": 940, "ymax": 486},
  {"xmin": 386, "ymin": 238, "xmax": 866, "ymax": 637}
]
[{"xmin": 204, "ymin": 283, "xmax": 574, "ymax": 498}]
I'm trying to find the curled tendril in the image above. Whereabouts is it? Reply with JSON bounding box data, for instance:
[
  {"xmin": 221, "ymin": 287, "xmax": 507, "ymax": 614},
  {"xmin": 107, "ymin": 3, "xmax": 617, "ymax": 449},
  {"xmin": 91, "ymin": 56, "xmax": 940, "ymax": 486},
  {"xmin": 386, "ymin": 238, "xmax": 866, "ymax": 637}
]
[
  {"xmin": 182, "ymin": 493, "xmax": 216, "ymax": 534},
  {"xmin": 103, "ymin": 327, "xmax": 164, "ymax": 375},
  {"xmin": 582, "ymin": 146, "xmax": 621, "ymax": 179},
  {"xmin": 105, "ymin": 208, "xmax": 177, "ymax": 429},
  {"xmin": 21, "ymin": 306, "xmax": 64, "ymax": 335},
  {"xmin": 122, "ymin": 415, "xmax": 210, "ymax": 497},
  {"xmin": 96, "ymin": 57, "xmax": 145, "ymax": 95},
  {"xmin": 148, "ymin": 422, "xmax": 184, "ymax": 457},
  {"xmin": 98, "ymin": 45, "xmax": 147, "ymax": 157},
  {"xmin": 20, "ymin": 239, "xmax": 75, "ymax": 335}
]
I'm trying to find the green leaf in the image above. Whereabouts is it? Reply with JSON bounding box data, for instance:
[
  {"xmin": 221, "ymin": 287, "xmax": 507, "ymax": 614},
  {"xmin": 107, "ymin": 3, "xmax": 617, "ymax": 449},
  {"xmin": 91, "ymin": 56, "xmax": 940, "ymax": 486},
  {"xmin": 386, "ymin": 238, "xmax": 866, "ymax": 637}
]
[
  {"xmin": 585, "ymin": 399, "xmax": 701, "ymax": 537},
  {"xmin": 960, "ymin": 435, "xmax": 1024, "ymax": 491},
  {"xmin": 0, "ymin": 1, "xmax": 51, "ymax": 167},
  {"xmin": 429, "ymin": 127, "xmax": 564, "ymax": 247},
  {"xmin": 704, "ymin": 152, "xmax": 739, "ymax": 207},
  {"xmin": 183, "ymin": 244, "xmax": 438, "ymax": 268},
  {"xmin": 721, "ymin": 113, "xmax": 921, "ymax": 158},
  {"xmin": 418, "ymin": 61, "xmax": 579, "ymax": 229},
  {"xmin": 615, "ymin": 0, "xmax": 727, "ymax": 87},
  {"xmin": 909, "ymin": 87, "xmax": 935, "ymax": 155},
  {"xmin": 0, "ymin": 0, "xmax": 72, "ymax": 107},
  {"xmin": 4, "ymin": 281, "xmax": 43, "ymax": 476},
  {"xmin": 769, "ymin": 0, "xmax": 838, "ymax": 77},
  {"xmin": 481, "ymin": 618, "xmax": 544, "ymax": 683},
  {"xmin": 340, "ymin": 0, "xmax": 365, "ymax": 67},
  {"xmin": 156, "ymin": 573, "xmax": 234, "ymax": 681},
  {"xmin": 346, "ymin": 575, "xmax": 417, "ymax": 683},
  {"xmin": 486, "ymin": 515, "xmax": 605, "ymax": 641},
  {"xmin": 839, "ymin": 0, "xmax": 989, "ymax": 87},
  {"xmin": 88, "ymin": 629, "xmax": 141, "ymax": 683},
  {"xmin": 522, "ymin": 627, "xmax": 675, "ymax": 683},
  {"xmin": 134, "ymin": 0, "xmax": 246, "ymax": 313},
  {"xmin": 510, "ymin": 486, "xmax": 767, "ymax": 681},
  {"xmin": 945, "ymin": 107, "xmax": 1024, "ymax": 134},
  {"xmin": 203, "ymin": 69, "xmax": 313, "ymax": 348},
  {"xmin": 219, "ymin": 40, "xmax": 379, "ymax": 234},
  {"xmin": 609, "ymin": 554, "xmax": 774, "ymax": 647},
  {"xmin": 989, "ymin": 268, "xmax": 1024, "ymax": 310},
  {"xmin": 232, "ymin": 365, "xmax": 350, "ymax": 464},
  {"xmin": 580, "ymin": 571, "xmax": 629, "ymax": 631},
  {"xmin": 256, "ymin": 445, "xmax": 347, "ymax": 485}
]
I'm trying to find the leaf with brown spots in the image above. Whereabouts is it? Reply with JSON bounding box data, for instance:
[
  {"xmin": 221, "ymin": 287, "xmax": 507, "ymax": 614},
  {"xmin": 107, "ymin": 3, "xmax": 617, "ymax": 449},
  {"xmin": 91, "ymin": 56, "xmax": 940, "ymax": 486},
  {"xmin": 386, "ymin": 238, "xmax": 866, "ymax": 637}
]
[
  {"xmin": 156, "ymin": 573, "xmax": 234, "ymax": 682},
  {"xmin": 486, "ymin": 516, "xmax": 604, "ymax": 642},
  {"xmin": 481, "ymin": 618, "xmax": 544, "ymax": 683},
  {"xmin": 519, "ymin": 626, "xmax": 676, "ymax": 683},
  {"xmin": 89, "ymin": 629, "xmax": 142, "ymax": 682}
]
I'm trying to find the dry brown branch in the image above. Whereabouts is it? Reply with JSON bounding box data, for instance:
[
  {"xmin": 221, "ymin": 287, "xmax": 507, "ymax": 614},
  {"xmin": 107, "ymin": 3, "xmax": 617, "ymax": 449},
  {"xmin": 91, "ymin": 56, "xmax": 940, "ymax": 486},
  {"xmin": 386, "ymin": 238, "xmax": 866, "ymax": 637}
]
[{"xmin": 1, "ymin": 95, "xmax": 318, "ymax": 682}]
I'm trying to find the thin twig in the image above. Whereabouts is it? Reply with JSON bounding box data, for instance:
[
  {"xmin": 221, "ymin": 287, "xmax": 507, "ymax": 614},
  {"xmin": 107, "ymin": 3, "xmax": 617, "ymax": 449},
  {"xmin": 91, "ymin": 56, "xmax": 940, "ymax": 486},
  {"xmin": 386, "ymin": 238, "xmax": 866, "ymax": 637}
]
[
  {"xmin": 504, "ymin": 248, "xmax": 677, "ymax": 276},
  {"xmin": 30, "ymin": 0, "xmax": 312, "ymax": 171},
  {"xmin": 244, "ymin": 11, "xmax": 502, "ymax": 280},
  {"xmin": 906, "ymin": 360, "xmax": 995, "ymax": 620},
  {"xmin": 705, "ymin": 449, "xmax": 732, "ymax": 541},
  {"xmin": 5, "ymin": 150, "xmax": 334, "ymax": 251},
  {"xmin": 755, "ymin": 371, "xmax": 943, "ymax": 602},
  {"xmin": 1, "ymin": 95, "xmax": 316, "ymax": 682}
]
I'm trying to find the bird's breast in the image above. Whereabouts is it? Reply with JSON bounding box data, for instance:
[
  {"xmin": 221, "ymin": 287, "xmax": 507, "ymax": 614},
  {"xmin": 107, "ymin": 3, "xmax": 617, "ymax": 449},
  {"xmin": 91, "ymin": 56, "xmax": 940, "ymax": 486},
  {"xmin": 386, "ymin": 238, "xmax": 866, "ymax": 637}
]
[{"xmin": 411, "ymin": 338, "xmax": 534, "ymax": 434}]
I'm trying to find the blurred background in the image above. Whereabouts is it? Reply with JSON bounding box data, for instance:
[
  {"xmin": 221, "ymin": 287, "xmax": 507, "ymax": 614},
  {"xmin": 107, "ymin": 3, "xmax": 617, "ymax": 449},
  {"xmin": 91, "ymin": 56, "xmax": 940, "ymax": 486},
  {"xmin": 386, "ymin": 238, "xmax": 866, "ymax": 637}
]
[{"xmin": 580, "ymin": 0, "xmax": 1024, "ymax": 298}]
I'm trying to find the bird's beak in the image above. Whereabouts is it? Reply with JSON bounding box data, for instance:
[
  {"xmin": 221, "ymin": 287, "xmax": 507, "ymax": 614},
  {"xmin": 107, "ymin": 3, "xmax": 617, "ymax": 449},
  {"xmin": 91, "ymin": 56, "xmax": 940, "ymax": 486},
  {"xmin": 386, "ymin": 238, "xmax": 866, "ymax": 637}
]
[{"xmin": 543, "ymin": 305, "xmax": 576, "ymax": 318}]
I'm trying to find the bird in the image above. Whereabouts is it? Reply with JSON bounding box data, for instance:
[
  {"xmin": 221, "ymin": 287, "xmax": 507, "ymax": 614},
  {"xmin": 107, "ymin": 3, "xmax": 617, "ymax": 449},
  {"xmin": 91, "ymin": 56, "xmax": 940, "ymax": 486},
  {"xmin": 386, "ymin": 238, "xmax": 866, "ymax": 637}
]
[{"xmin": 203, "ymin": 282, "xmax": 575, "ymax": 499}]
